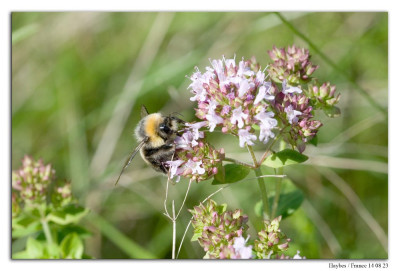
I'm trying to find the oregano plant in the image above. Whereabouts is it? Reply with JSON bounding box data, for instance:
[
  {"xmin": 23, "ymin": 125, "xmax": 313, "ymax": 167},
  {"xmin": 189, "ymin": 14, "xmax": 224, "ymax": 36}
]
[
  {"xmin": 12, "ymin": 156, "xmax": 91, "ymax": 259},
  {"xmin": 163, "ymin": 45, "xmax": 340, "ymax": 259}
]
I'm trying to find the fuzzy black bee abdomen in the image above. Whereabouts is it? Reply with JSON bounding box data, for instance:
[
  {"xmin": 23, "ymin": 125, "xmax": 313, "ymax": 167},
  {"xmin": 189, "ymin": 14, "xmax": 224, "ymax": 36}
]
[{"xmin": 142, "ymin": 144, "xmax": 175, "ymax": 174}]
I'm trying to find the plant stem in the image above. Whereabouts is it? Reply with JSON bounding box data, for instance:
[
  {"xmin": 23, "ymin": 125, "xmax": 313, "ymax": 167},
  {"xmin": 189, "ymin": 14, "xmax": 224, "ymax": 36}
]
[
  {"xmin": 271, "ymin": 140, "xmax": 287, "ymax": 218},
  {"xmin": 259, "ymin": 127, "xmax": 287, "ymax": 165},
  {"xmin": 271, "ymin": 168, "xmax": 283, "ymax": 219},
  {"xmin": 254, "ymin": 166, "xmax": 270, "ymax": 220},
  {"xmin": 246, "ymin": 145, "xmax": 259, "ymax": 167},
  {"xmin": 247, "ymin": 144, "xmax": 270, "ymax": 219},
  {"xmin": 172, "ymin": 200, "xmax": 176, "ymax": 260},
  {"xmin": 39, "ymin": 208, "xmax": 53, "ymax": 248}
]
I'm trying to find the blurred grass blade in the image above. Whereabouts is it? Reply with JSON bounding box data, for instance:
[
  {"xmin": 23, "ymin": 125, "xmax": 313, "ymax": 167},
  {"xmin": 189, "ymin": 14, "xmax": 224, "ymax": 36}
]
[
  {"xmin": 252, "ymin": 12, "xmax": 308, "ymax": 33},
  {"xmin": 303, "ymin": 200, "xmax": 342, "ymax": 256},
  {"xmin": 330, "ymin": 114, "xmax": 384, "ymax": 144},
  {"xmin": 305, "ymin": 155, "xmax": 387, "ymax": 174},
  {"xmin": 90, "ymin": 13, "xmax": 174, "ymax": 178},
  {"xmin": 317, "ymin": 167, "xmax": 388, "ymax": 253},
  {"xmin": 274, "ymin": 12, "xmax": 387, "ymax": 117},
  {"xmin": 87, "ymin": 213, "xmax": 156, "ymax": 259},
  {"xmin": 12, "ymin": 24, "xmax": 38, "ymax": 45}
]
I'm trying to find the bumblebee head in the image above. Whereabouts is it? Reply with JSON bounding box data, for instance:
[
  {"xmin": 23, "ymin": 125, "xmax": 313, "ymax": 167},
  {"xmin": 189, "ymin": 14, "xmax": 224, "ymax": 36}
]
[{"xmin": 135, "ymin": 106, "xmax": 185, "ymax": 147}]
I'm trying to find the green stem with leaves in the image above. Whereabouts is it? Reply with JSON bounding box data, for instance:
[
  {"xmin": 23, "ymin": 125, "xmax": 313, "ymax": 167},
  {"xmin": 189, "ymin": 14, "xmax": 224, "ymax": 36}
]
[
  {"xmin": 39, "ymin": 208, "xmax": 53, "ymax": 248},
  {"xmin": 271, "ymin": 140, "xmax": 287, "ymax": 218},
  {"xmin": 247, "ymin": 145, "xmax": 270, "ymax": 219},
  {"xmin": 254, "ymin": 166, "xmax": 270, "ymax": 220},
  {"xmin": 271, "ymin": 168, "xmax": 283, "ymax": 219}
]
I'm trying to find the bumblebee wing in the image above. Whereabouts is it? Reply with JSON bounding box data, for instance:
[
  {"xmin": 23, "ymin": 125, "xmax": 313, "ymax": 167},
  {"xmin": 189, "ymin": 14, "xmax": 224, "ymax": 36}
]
[
  {"xmin": 114, "ymin": 137, "xmax": 148, "ymax": 186},
  {"xmin": 141, "ymin": 105, "xmax": 149, "ymax": 118}
]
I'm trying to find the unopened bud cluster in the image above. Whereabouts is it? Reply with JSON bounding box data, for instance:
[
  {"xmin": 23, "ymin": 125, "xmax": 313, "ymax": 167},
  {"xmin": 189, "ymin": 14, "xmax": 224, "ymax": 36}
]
[
  {"xmin": 268, "ymin": 45, "xmax": 318, "ymax": 85},
  {"xmin": 253, "ymin": 216, "xmax": 291, "ymax": 259},
  {"xmin": 12, "ymin": 155, "xmax": 73, "ymax": 213},
  {"xmin": 190, "ymin": 200, "xmax": 301, "ymax": 259},
  {"xmin": 307, "ymin": 82, "xmax": 340, "ymax": 107},
  {"xmin": 12, "ymin": 155, "xmax": 55, "ymax": 207},
  {"xmin": 189, "ymin": 199, "xmax": 250, "ymax": 259}
]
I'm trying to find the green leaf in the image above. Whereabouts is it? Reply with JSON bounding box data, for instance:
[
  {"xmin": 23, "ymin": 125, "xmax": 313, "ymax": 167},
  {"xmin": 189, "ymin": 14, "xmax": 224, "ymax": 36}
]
[
  {"xmin": 12, "ymin": 250, "xmax": 30, "ymax": 259},
  {"xmin": 44, "ymin": 243, "xmax": 61, "ymax": 259},
  {"xmin": 12, "ymin": 216, "xmax": 41, "ymax": 238},
  {"xmin": 47, "ymin": 204, "xmax": 89, "ymax": 225},
  {"xmin": 81, "ymin": 253, "xmax": 94, "ymax": 259},
  {"xmin": 213, "ymin": 162, "xmax": 225, "ymax": 184},
  {"xmin": 60, "ymin": 233, "xmax": 84, "ymax": 259},
  {"xmin": 254, "ymin": 200, "xmax": 264, "ymax": 218},
  {"xmin": 271, "ymin": 190, "xmax": 304, "ymax": 219},
  {"xmin": 308, "ymin": 134, "xmax": 318, "ymax": 146},
  {"xmin": 263, "ymin": 149, "xmax": 308, "ymax": 168},
  {"xmin": 58, "ymin": 225, "xmax": 92, "ymax": 240},
  {"xmin": 26, "ymin": 237, "xmax": 45, "ymax": 259},
  {"xmin": 254, "ymin": 190, "xmax": 304, "ymax": 219},
  {"xmin": 216, "ymin": 203, "xmax": 227, "ymax": 214},
  {"xmin": 212, "ymin": 164, "xmax": 250, "ymax": 185},
  {"xmin": 323, "ymin": 106, "xmax": 341, "ymax": 118},
  {"xmin": 191, "ymin": 230, "xmax": 202, "ymax": 242}
]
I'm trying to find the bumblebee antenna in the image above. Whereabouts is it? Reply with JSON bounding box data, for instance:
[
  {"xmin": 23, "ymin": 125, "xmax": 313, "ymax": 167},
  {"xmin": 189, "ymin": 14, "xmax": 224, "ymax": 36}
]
[{"xmin": 141, "ymin": 105, "xmax": 150, "ymax": 118}]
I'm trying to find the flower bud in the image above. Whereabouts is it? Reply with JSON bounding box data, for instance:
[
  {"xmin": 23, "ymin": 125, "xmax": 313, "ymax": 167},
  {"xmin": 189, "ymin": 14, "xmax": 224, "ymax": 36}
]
[
  {"xmin": 254, "ymin": 216, "xmax": 291, "ymax": 259},
  {"xmin": 190, "ymin": 200, "xmax": 249, "ymax": 259}
]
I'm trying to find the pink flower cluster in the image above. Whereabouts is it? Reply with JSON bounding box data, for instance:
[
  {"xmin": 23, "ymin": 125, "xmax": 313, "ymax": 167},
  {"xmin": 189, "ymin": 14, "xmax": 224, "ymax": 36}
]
[
  {"xmin": 219, "ymin": 236, "xmax": 253, "ymax": 259},
  {"xmin": 189, "ymin": 57, "xmax": 278, "ymax": 148},
  {"xmin": 187, "ymin": 53, "xmax": 329, "ymax": 153},
  {"xmin": 166, "ymin": 122, "xmax": 225, "ymax": 183},
  {"xmin": 12, "ymin": 155, "xmax": 73, "ymax": 211},
  {"xmin": 189, "ymin": 199, "xmax": 250, "ymax": 259},
  {"xmin": 12, "ymin": 155, "xmax": 55, "ymax": 205},
  {"xmin": 272, "ymin": 81, "xmax": 323, "ymax": 152},
  {"xmin": 268, "ymin": 45, "xmax": 318, "ymax": 85}
]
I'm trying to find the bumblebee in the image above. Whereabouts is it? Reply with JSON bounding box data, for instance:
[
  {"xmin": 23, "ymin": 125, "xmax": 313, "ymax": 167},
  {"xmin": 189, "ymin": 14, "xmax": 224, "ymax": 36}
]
[{"xmin": 115, "ymin": 105, "xmax": 185, "ymax": 185}]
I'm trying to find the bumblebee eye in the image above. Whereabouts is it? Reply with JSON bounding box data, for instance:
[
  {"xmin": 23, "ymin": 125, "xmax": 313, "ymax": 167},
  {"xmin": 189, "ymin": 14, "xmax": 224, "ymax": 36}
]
[{"xmin": 159, "ymin": 123, "xmax": 171, "ymax": 134}]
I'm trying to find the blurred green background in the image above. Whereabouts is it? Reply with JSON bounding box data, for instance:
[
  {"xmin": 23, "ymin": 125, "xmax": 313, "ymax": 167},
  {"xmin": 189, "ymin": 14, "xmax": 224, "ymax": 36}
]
[{"xmin": 11, "ymin": 12, "xmax": 388, "ymax": 259}]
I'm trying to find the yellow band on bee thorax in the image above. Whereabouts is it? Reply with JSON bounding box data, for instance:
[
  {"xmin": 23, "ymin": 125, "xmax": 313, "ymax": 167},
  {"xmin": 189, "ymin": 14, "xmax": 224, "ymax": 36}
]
[{"xmin": 145, "ymin": 113, "xmax": 164, "ymax": 148}]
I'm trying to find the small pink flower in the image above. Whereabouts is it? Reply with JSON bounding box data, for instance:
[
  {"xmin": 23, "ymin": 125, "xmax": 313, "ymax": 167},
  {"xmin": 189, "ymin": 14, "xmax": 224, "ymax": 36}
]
[
  {"xmin": 189, "ymin": 70, "xmax": 212, "ymax": 102},
  {"xmin": 221, "ymin": 105, "xmax": 231, "ymax": 116},
  {"xmin": 230, "ymin": 106, "xmax": 248, "ymax": 129},
  {"xmin": 238, "ymin": 129, "xmax": 257, "ymax": 148},
  {"xmin": 285, "ymin": 105, "xmax": 302, "ymax": 124},
  {"xmin": 206, "ymin": 108, "xmax": 224, "ymax": 132},
  {"xmin": 185, "ymin": 159, "xmax": 206, "ymax": 175},
  {"xmin": 186, "ymin": 121, "xmax": 207, "ymax": 140},
  {"xmin": 255, "ymin": 70, "xmax": 265, "ymax": 85},
  {"xmin": 254, "ymin": 83, "xmax": 274, "ymax": 104},
  {"xmin": 238, "ymin": 79, "xmax": 251, "ymax": 97},
  {"xmin": 282, "ymin": 80, "xmax": 302, "ymax": 95},
  {"xmin": 166, "ymin": 160, "xmax": 184, "ymax": 182},
  {"xmin": 233, "ymin": 236, "xmax": 253, "ymax": 259},
  {"xmin": 175, "ymin": 132, "xmax": 194, "ymax": 150},
  {"xmin": 224, "ymin": 56, "xmax": 236, "ymax": 68},
  {"xmin": 293, "ymin": 250, "xmax": 305, "ymax": 259}
]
